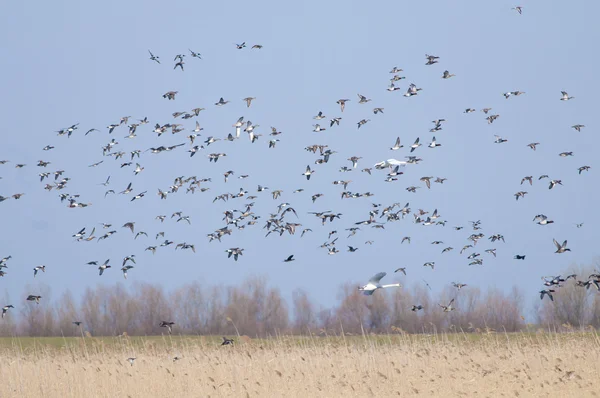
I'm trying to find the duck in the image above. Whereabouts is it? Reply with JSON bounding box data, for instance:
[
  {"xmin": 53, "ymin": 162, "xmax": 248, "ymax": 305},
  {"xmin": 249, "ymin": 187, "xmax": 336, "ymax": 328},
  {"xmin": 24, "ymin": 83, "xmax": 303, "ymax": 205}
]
[
  {"xmin": 159, "ymin": 321, "xmax": 175, "ymax": 334},
  {"xmin": 337, "ymin": 99, "xmax": 350, "ymax": 112},
  {"xmin": 514, "ymin": 191, "xmax": 528, "ymax": 200},
  {"xmin": 215, "ymin": 97, "xmax": 229, "ymax": 106},
  {"xmin": 2, "ymin": 305, "xmax": 14, "ymax": 318},
  {"xmin": 548, "ymin": 180, "xmax": 562, "ymax": 190},
  {"xmin": 553, "ymin": 239, "xmax": 570, "ymax": 253},
  {"xmin": 302, "ymin": 165, "xmax": 315, "ymax": 180},
  {"xmin": 26, "ymin": 295, "xmax": 42, "ymax": 304},
  {"xmin": 357, "ymin": 94, "xmax": 371, "ymax": 104},
  {"xmin": 121, "ymin": 265, "xmax": 134, "ymax": 279},
  {"xmin": 428, "ymin": 136, "xmax": 441, "ymax": 148},
  {"xmin": 560, "ymin": 91, "xmax": 574, "ymax": 101},
  {"xmin": 578, "ymin": 165, "xmax": 591, "ymax": 174},
  {"xmin": 571, "ymin": 124, "xmax": 585, "ymax": 132},
  {"xmin": 533, "ymin": 214, "xmax": 554, "ymax": 225},
  {"xmin": 390, "ymin": 137, "xmax": 403, "ymax": 150},
  {"xmin": 33, "ymin": 265, "xmax": 45, "ymax": 277},
  {"xmin": 539, "ymin": 290, "xmax": 555, "ymax": 301},
  {"xmin": 221, "ymin": 337, "xmax": 234, "ymax": 346},
  {"xmin": 439, "ymin": 299, "xmax": 455, "ymax": 312},
  {"xmin": 148, "ymin": 50, "xmax": 160, "ymax": 63},
  {"xmin": 410, "ymin": 138, "xmax": 421, "ymax": 152},
  {"xmin": 98, "ymin": 260, "xmax": 111, "ymax": 275}
]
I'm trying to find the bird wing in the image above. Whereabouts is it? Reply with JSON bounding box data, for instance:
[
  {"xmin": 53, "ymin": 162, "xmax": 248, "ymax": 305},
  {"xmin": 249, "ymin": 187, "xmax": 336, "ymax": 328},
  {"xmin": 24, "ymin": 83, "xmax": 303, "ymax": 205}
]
[
  {"xmin": 553, "ymin": 239, "xmax": 561, "ymax": 250},
  {"xmin": 369, "ymin": 272, "xmax": 386, "ymax": 284}
]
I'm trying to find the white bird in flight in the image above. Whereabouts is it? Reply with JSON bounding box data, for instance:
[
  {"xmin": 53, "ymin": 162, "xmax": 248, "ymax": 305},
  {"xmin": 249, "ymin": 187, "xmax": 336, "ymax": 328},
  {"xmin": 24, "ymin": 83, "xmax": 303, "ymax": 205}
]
[{"xmin": 358, "ymin": 272, "xmax": 401, "ymax": 295}]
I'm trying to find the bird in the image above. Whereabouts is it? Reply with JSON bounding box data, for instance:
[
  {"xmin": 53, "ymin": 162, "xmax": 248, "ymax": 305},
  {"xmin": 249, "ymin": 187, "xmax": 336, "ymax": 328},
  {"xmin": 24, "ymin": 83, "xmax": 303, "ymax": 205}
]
[
  {"xmin": 148, "ymin": 50, "xmax": 160, "ymax": 63},
  {"xmin": 578, "ymin": 166, "xmax": 591, "ymax": 174},
  {"xmin": 411, "ymin": 305, "xmax": 424, "ymax": 312},
  {"xmin": 26, "ymin": 295, "xmax": 42, "ymax": 304},
  {"xmin": 33, "ymin": 265, "xmax": 45, "ymax": 277},
  {"xmin": 174, "ymin": 60, "xmax": 185, "ymax": 71},
  {"xmin": 98, "ymin": 259, "xmax": 111, "ymax": 276},
  {"xmin": 553, "ymin": 239, "xmax": 570, "ymax": 253},
  {"xmin": 410, "ymin": 138, "xmax": 421, "ymax": 152},
  {"xmin": 283, "ymin": 255, "xmax": 295, "ymax": 262},
  {"xmin": 357, "ymin": 94, "xmax": 371, "ymax": 104},
  {"xmin": 121, "ymin": 265, "xmax": 133, "ymax": 279},
  {"xmin": 302, "ymin": 165, "xmax": 314, "ymax": 180},
  {"xmin": 122, "ymin": 222, "xmax": 135, "ymax": 233},
  {"xmin": 337, "ymin": 99, "xmax": 350, "ymax": 112},
  {"xmin": 494, "ymin": 135, "xmax": 508, "ymax": 144},
  {"xmin": 572, "ymin": 124, "xmax": 585, "ymax": 132},
  {"xmin": 560, "ymin": 91, "xmax": 574, "ymax": 101},
  {"xmin": 425, "ymin": 54, "xmax": 439, "ymax": 65},
  {"xmin": 540, "ymin": 290, "xmax": 555, "ymax": 301},
  {"xmin": 548, "ymin": 180, "xmax": 562, "ymax": 190},
  {"xmin": 390, "ymin": 137, "xmax": 403, "ymax": 150},
  {"xmin": 225, "ymin": 248, "xmax": 244, "ymax": 261},
  {"xmin": 159, "ymin": 321, "xmax": 175, "ymax": 334},
  {"xmin": 127, "ymin": 358, "xmax": 136, "ymax": 366},
  {"xmin": 428, "ymin": 137, "xmax": 441, "ymax": 148},
  {"xmin": 439, "ymin": 299, "xmax": 455, "ymax": 312},
  {"xmin": 358, "ymin": 272, "xmax": 401, "ymax": 295},
  {"xmin": 512, "ymin": 6, "xmax": 523, "ymax": 14},
  {"xmin": 163, "ymin": 91, "xmax": 178, "ymax": 100},
  {"xmin": 394, "ymin": 267, "xmax": 406, "ymax": 275},
  {"xmin": 215, "ymin": 97, "xmax": 229, "ymax": 106},
  {"xmin": 533, "ymin": 214, "xmax": 554, "ymax": 225},
  {"xmin": 221, "ymin": 337, "xmax": 234, "ymax": 346},
  {"xmin": 2, "ymin": 305, "xmax": 14, "ymax": 318}
]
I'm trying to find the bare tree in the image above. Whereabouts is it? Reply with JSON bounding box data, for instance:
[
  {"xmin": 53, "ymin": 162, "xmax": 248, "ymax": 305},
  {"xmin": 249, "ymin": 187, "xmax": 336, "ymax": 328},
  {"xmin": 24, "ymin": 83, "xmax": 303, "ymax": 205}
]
[
  {"xmin": 56, "ymin": 290, "xmax": 80, "ymax": 336},
  {"xmin": 292, "ymin": 289, "xmax": 317, "ymax": 334}
]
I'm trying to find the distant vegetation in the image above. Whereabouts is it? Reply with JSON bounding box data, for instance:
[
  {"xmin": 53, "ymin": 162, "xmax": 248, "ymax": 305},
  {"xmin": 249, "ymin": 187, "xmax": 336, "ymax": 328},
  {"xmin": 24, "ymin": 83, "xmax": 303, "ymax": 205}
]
[{"xmin": 2, "ymin": 264, "xmax": 600, "ymax": 337}]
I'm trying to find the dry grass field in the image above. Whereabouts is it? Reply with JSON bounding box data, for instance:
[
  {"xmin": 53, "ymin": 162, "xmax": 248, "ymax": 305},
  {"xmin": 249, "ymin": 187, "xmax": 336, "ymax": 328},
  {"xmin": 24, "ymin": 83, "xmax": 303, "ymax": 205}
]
[{"xmin": 0, "ymin": 332, "xmax": 598, "ymax": 397}]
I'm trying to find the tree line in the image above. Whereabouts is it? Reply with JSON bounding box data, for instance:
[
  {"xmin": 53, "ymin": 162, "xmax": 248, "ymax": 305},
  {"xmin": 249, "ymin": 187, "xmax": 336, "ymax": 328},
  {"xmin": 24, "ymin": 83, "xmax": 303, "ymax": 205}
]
[{"xmin": 1, "ymin": 265, "xmax": 599, "ymax": 337}]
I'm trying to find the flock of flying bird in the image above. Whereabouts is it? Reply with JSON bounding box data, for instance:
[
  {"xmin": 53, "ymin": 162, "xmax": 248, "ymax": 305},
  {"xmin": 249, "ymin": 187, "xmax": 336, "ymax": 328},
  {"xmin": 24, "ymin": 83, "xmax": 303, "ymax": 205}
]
[{"xmin": 0, "ymin": 4, "xmax": 596, "ymax": 338}]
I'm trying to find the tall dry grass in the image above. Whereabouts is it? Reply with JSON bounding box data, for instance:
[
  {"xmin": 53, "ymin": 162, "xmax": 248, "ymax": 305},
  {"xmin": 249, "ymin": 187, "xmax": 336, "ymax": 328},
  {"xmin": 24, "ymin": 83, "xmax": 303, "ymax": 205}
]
[{"xmin": 0, "ymin": 332, "xmax": 598, "ymax": 397}]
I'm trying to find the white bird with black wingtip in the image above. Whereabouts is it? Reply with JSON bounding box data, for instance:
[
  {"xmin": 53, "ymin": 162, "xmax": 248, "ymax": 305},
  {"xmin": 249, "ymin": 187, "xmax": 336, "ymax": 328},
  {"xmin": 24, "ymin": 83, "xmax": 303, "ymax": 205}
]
[{"xmin": 358, "ymin": 272, "xmax": 401, "ymax": 296}]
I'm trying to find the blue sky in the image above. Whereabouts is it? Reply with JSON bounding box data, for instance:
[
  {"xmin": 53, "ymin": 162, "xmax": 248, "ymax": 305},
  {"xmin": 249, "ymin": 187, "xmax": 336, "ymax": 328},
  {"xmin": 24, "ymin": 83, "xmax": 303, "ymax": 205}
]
[{"xmin": 0, "ymin": 0, "xmax": 598, "ymax": 309}]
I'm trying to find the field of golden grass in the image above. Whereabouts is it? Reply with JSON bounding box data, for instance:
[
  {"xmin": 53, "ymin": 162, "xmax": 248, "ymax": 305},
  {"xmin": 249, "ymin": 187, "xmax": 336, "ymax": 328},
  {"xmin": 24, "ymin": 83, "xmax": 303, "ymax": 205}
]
[{"xmin": 0, "ymin": 332, "xmax": 598, "ymax": 397}]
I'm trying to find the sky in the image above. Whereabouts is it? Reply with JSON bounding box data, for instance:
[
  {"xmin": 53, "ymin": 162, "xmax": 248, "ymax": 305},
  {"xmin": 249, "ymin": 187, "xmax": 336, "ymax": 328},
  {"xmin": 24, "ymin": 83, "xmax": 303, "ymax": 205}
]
[{"xmin": 0, "ymin": 0, "xmax": 598, "ymax": 311}]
